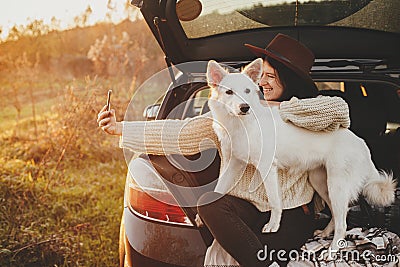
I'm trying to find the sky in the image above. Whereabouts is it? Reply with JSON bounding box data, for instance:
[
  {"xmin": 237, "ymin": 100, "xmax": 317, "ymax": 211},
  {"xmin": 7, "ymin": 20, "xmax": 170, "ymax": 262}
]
[
  {"xmin": 0, "ymin": 0, "xmax": 132, "ymax": 39},
  {"xmin": 0, "ymin": 0, "xmax": 315, "ymax": 40}
]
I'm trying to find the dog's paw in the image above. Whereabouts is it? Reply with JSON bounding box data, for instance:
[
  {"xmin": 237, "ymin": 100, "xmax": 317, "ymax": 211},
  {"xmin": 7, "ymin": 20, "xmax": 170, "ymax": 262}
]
[
  {"xmin": 262, "ymin": 222, "xmax": 280, "ymax": 233},
  {"xmin": 313, "ymin": 229, "xmax": 331, "ymax": 238},
  {"xmin": 313, "ymin": 229, "xmax": 323, "ymax": 236},
  {"xmin": 195, "ymin": 214, "xmax": 204, "ymax": 227},
  {"xmin": 318, "ymin": 247, "xmax": 338, "ymax": 262}
]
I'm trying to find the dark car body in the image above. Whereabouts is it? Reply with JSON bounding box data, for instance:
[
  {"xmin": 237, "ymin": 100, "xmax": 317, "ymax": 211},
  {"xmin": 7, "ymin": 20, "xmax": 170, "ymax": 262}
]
[{"xmin": 120, "ymin": 1, "xmax": 400, "ymax": 266}]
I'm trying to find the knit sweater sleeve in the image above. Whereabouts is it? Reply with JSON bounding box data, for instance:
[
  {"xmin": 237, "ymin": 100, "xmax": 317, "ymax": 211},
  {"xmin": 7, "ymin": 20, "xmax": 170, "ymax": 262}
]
[
  {"xmin": 278, "ymin": 95, "xmax": 350, "ymax": 132},
  {"xmin": 120, "ymin": 112, "xmax": 219, "ymax": 155}
]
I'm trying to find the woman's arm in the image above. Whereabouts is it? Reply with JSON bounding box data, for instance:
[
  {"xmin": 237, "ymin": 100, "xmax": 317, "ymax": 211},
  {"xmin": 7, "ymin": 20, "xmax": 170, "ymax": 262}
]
[
  {"xmin": 120, "ymin": 113, "xmax": 218, "ymax": 155},
  {"xmin": 97, "ymin": 105, "xmax": 218, "ymax": 155},
  {"xmin": 98, "ymin": 94, "xmax": 348, "ymax": 155},
  {"xmin": 278, "ymin": 95, "xmax": 350, "ymax": 131}
]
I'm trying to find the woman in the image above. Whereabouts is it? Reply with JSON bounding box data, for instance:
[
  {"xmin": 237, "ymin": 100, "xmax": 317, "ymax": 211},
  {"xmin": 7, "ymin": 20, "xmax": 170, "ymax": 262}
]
[{"xmin": 97, "ymin": 34, "xmax": 350, "ymax": 267}]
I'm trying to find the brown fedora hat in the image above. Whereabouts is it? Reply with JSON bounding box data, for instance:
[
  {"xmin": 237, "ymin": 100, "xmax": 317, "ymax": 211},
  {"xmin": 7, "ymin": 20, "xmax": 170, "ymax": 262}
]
[{"xmin": 245, "ymin": 34, "xmax": 315, "ymax": 85}]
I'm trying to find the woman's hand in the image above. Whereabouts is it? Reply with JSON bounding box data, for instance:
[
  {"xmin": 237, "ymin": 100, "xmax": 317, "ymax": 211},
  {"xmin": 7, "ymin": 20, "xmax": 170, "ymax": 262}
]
[{"xmin": 97, "ymin": 105, "xmax": 122, "ymax": 136}]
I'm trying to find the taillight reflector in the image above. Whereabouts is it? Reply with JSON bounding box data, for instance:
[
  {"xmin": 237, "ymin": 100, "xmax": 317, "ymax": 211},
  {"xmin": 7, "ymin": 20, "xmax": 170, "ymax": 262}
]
[{"xmin": 128, "ymin": 184, "xmax": 193, "ymax": 226}]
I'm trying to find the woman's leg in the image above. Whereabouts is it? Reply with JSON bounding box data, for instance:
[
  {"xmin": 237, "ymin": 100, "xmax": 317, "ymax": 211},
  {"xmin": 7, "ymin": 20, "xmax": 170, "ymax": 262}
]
[
  {"xmin": 254, "ymin": 203, "xmax": 316, "ymax": 266},
  {"xmin": 197, "ymin": 192, "xmax": 271, "ymax": 267},
  {"xmin": 197, "ymin": 192, "xmax": 316, "ymax": 267}
]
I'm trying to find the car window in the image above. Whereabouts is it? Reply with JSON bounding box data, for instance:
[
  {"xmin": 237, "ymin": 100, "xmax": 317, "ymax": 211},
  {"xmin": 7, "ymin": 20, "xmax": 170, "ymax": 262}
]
[
  {"xmin": 180, "ymin": 0, "xmax": 400, "ymax": 38},
  {"xmin": 316, "ymin": 81, "xmax": 400, "ymax": 137},
  {"xmin": 182, "ymin": 87, "xmax": 211, "ymax": 119}
]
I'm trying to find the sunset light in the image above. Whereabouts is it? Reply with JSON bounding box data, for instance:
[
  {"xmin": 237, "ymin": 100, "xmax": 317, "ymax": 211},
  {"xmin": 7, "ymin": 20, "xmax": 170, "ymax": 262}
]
[
  {"xmin": 0, "ymin": 0, "xmax": 163, "ymax": 264},
  {"xmin": 0, "ymin": 0, "xmax": 134, "ymax": 39},
  {"xmin": 1, "ymin": 0, "xmax": 399, "ymax": 266}
]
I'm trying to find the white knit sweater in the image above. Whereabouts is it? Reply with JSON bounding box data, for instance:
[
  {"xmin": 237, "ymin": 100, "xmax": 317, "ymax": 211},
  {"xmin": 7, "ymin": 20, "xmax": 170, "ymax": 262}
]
[{"xmin": 120, "ymin": 96, "xmax": 350, "ymax": 212}]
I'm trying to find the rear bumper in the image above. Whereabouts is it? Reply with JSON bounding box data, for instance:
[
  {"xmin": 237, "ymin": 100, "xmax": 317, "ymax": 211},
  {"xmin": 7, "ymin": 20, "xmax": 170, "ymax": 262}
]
[{"xmin": 124, "ymin": 206, "xmax": 207, "ymax": 267}]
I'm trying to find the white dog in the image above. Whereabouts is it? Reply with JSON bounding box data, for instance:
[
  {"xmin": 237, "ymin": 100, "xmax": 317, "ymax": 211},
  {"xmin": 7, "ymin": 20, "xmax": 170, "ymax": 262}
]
[{"xmin": 206, "ymin": 58, "xmax": 396, "ymax": 251}]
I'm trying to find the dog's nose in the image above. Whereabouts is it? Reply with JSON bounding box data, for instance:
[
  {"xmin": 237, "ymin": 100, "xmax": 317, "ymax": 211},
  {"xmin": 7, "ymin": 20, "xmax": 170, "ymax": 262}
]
[{"xmin": 239, "ymin": 104, "xmax": 250, "ymax": 113}]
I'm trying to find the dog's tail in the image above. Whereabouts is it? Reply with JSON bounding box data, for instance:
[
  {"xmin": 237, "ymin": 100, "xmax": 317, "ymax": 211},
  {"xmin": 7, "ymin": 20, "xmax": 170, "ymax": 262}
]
[{"xmin": 363, "ymin": 170, "xmax": 397, "ymax": 206}]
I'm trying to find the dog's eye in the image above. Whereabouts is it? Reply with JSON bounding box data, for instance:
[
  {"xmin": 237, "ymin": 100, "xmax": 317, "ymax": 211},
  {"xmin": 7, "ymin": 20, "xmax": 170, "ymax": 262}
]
[{"xmin": 225, "ymin": 89, "xmax": 233, "ymax": 95}]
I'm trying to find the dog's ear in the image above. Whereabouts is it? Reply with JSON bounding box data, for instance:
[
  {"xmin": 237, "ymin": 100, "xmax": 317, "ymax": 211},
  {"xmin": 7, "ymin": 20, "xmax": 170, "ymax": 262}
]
[
  {"xmin": 207, "ymin": 60, "xmax": 228, "ymax": 88},
  {"xmin": 242, "ymin": 58, "xmax": 263, "ymax": 84}
]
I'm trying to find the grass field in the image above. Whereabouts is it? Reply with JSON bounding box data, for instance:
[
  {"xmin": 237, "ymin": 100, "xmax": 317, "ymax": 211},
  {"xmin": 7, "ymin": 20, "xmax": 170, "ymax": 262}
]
[
  {"xmin": 0, "ymin": 76, "xmax": 131, "ymax": 266},
  {"xmin": 0, "ymin": 12, "xmax": 167, "ymax": 265}
]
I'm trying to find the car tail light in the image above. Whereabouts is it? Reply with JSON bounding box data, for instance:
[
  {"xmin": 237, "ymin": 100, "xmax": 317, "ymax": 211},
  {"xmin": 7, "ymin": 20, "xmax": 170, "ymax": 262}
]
[
  {"xmin": 126, "ymin": 159, "xmax": 193, "ymax": 226},
  {"xmin": 128, "ymin": 184, "xmax": 193, "ymax": 226}
]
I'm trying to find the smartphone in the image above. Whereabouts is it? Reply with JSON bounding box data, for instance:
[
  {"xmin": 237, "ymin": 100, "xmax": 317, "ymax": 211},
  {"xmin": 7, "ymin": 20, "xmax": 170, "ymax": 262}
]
[{"xmin": 106, "ymin": 89, "xmax": 112, "ymax": 111}]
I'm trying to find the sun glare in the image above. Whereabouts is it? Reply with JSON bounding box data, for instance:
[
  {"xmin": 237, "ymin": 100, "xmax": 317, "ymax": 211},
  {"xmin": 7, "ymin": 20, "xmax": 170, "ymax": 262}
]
[{"xmin": 0, "ymin": 0, "xmax": 131, "ymax": 39}]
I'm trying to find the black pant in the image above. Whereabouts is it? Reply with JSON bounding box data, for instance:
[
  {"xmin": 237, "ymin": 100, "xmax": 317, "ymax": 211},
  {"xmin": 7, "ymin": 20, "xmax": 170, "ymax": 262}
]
[{"xmin": 197, "ymin": 192, "xmax": 316, "ymax": 267}]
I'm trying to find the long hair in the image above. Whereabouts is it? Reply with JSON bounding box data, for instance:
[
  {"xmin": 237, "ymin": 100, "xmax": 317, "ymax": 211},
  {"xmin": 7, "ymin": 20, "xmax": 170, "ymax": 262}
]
[{"xmin": 265, "ymin": 57, "xmax": 319, "ymax": 101}]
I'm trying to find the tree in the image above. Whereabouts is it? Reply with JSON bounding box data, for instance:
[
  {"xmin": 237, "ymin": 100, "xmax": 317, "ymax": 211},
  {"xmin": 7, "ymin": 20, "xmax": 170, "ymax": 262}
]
[
  {"xmin": 73, "ymin": 5, "xmax": 93, "ymax": 28},
  {"xmin": 50, "ymin": 16, "xmax": 61, "ymax": 31},
  {"xmin": 25, "ymin": 19, "xmax": 49, "ymax": 37},
  {"xmin": 105, "ymin": 0, "xmax": 116, "ymax": 22},
  {"xmin": 123, "ymin": 0, "xmax": 140, "ymax": 21},
  {"xmin": 7, "ymin": 25, "xmax": 21, "ymax": 41}
]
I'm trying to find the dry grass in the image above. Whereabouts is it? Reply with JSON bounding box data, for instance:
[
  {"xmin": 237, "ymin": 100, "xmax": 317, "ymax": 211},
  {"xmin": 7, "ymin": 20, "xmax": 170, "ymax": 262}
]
[{"xmin": 0, "ymin": 74, "xmax": 131, "ymax": 266}]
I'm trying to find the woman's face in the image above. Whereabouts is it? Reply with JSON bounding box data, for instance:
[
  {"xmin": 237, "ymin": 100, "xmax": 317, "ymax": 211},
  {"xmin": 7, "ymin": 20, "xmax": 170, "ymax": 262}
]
[{"xmin": 259, "ymin": 60, "xmax": 284, "ymax": 101}]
